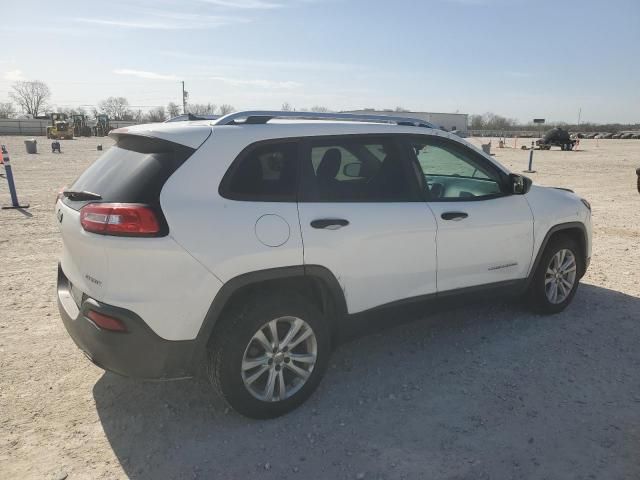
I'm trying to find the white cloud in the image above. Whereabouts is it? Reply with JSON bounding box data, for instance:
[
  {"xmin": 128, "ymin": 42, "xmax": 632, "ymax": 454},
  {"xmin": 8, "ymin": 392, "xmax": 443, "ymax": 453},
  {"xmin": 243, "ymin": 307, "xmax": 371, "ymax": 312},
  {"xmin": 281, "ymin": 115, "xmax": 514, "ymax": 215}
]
[
  {"xmin": 210, "ymin": 76, "xmax": 302, "ymax": 89},
  {"xmin": 74, "ymin": 14, "xmax": 245, "ymax": 30},
  {"xmin": 114, "ymin": 69, "xmax": 179, "ymax": 81},
  {"xmin": 4, "ymin": 70, "xmax": 24, "ymax": 81},
  {"xmin": 162, "ymin": 51, "xmax": 361, "ymax": 73},
  {"xmin": 198, "ymin": 0, "xmax": 283, "ymax": 8}
]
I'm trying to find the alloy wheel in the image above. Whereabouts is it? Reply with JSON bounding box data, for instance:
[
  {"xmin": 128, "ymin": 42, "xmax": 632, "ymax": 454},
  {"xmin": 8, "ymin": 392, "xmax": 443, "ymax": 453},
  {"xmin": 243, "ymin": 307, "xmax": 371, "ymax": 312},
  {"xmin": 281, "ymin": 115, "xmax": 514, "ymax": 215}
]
[
  {"xmin": 241, "ymin": 316, "xmax": 317, "ymax": 402},
  {"xmin": 545, "ymin": 248, "xmax": 577, "ymax": 304}
]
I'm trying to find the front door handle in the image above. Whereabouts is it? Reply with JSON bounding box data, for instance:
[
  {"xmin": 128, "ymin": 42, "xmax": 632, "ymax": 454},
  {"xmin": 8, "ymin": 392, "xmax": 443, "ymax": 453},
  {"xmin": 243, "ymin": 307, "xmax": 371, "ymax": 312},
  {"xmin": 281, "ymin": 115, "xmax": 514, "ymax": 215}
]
[
  {"xmin": 441, "ymin": 211, "xmax": 468, "ymax": 221},
  {"xmin": 310, "ymin": 218, "xmax": 350, "ymax": 229}
]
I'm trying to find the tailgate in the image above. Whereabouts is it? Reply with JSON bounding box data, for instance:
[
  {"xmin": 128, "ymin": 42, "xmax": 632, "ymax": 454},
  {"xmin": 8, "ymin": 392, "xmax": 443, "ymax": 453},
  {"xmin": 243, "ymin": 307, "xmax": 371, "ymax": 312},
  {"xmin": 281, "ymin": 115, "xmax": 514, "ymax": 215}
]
[{"xmin": 57, "ymin": 200, "xmax": 108, "ymax": 301}]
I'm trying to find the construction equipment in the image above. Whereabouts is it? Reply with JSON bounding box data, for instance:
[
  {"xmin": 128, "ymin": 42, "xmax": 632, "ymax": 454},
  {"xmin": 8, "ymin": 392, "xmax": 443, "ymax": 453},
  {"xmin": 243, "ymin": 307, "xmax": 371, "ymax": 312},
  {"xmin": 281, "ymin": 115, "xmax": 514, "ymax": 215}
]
[
  {"xmin": 46, "ymin": 113, "xmax": 73, "ymax": 140},
  {"xmin": 71, "ymin": 114, "xmax": 92, "ymax": 137},
  {"xmin": 93, "ymin": 114, "xmax": 112, "ymax": 137}
]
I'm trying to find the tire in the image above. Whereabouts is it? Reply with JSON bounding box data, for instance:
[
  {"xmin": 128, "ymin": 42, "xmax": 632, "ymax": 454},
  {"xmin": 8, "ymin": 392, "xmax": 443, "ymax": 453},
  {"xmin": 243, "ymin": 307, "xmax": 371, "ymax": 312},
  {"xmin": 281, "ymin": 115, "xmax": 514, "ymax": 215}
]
[
  {"xmin": 207, "ymin": 292, "xmax": 330, "ymax": 419},
  {"xmin": 528, "ymin": 234, "xmax": 583, "ymax": 314}
]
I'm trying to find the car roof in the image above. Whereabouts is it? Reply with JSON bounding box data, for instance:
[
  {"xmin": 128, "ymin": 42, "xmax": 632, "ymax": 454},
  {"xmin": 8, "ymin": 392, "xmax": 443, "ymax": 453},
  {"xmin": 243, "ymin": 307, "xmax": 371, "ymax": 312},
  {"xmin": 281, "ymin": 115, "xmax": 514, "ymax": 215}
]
[{"xmin": 110, "ymin": 113, "xmax": 509, "ymax": 174}]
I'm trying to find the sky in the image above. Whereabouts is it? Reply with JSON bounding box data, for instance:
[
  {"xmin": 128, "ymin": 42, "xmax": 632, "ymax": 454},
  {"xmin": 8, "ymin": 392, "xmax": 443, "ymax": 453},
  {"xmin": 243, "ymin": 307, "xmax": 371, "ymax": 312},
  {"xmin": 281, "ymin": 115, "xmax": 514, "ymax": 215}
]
[{"xmin": 1, "ymin": 0, "xmax": 638, "ymax": 123}]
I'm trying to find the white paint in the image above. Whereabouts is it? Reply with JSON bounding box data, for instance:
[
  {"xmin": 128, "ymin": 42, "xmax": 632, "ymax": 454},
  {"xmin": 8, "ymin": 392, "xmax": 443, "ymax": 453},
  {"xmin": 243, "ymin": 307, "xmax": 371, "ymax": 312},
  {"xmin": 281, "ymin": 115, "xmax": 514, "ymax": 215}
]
[
  {"xmin": 255, "ymin": 214, "xmax": 290, "ymax": 247},
  {"xmin": 57, "ymin": 118, "xmax": 593, "ymax": 342}
]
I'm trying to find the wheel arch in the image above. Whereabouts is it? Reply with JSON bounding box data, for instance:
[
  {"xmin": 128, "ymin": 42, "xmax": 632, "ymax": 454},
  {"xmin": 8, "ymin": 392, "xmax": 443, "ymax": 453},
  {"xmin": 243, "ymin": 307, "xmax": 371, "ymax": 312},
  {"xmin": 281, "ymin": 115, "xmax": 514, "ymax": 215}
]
[
  {"xmin": 193, "ymin": 265, "xmax": 347, "ymax": 363},
  {"xmin": 527, "ymin": 221, "xmax": 588, "ymax": 287}
]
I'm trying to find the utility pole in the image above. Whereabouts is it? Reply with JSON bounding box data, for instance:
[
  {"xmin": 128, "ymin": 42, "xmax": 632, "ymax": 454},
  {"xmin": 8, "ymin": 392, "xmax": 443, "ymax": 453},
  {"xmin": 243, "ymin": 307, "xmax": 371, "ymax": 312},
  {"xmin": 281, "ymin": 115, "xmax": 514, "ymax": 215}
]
[
  {"xmin": 182, "ymin": 81, "xmax": 188, "ymax": 114},
  {"xmin": 577, "ymin": 107, "xmax": 582, "ymax": 127}
]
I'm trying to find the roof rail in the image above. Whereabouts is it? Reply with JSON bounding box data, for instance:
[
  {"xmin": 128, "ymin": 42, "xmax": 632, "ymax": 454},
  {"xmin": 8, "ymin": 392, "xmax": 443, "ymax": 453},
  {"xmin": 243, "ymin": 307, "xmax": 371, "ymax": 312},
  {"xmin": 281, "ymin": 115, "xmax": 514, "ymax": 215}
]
[{"xmin": 213, "ymin": 110, "xmax": 435, "ymax": 128}]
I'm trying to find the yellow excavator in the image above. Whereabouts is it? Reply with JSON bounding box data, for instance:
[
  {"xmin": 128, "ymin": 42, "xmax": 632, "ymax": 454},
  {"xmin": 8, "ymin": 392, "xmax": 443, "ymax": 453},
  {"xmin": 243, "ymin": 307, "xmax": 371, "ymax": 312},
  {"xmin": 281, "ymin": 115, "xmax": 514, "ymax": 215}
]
[{"xmin": 46, "ymin": 113, "xmax": 74, "ymax": 140}]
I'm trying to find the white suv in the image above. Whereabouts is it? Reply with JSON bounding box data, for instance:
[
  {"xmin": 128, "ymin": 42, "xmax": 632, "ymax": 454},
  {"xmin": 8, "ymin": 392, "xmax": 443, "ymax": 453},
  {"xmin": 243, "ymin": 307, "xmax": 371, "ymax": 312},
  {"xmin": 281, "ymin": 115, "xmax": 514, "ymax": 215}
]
[{"xmin": 56, "ymin": 111, "xmax": 592, "ymax": 418}]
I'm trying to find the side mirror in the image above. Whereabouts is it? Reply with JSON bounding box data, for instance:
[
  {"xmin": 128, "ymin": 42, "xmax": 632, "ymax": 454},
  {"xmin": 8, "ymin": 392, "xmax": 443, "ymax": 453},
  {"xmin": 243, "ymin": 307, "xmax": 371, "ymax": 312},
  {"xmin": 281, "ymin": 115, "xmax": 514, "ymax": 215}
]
[
  {"xmin": 343, "ymin": 162, "xmax": 362, "ymax": 178},
  {"xmin": 510, "ymin": 174, "xmax": 532, "ymax": 195}
]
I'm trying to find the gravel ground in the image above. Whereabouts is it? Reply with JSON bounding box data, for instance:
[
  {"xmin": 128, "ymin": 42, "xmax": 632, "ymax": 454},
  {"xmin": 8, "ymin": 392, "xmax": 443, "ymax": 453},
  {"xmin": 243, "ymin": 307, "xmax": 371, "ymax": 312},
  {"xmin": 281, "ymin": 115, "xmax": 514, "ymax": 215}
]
[{"xmin": 0, "ymin": 135, "xmax": 639, "ymax": 480}]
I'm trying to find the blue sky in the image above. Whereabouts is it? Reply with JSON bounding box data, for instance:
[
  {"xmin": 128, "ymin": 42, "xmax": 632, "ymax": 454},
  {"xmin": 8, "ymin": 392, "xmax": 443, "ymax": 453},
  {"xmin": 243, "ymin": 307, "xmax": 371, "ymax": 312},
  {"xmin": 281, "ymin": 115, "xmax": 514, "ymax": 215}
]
[{"xmin": 1, "ymin": 0, "xmax": 638, "ymax": 123}]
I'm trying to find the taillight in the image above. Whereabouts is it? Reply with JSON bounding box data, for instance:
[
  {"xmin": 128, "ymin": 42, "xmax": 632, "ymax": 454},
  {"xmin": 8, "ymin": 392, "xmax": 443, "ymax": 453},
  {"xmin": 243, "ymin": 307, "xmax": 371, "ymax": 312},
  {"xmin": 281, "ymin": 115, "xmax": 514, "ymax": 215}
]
[
  {"xmin": 87, "ymin": 310, "xmax": 127, "ymax": 332},
  {"xmin": 80, "ymin": 203, "xmax": 160, "ymax": 236}
]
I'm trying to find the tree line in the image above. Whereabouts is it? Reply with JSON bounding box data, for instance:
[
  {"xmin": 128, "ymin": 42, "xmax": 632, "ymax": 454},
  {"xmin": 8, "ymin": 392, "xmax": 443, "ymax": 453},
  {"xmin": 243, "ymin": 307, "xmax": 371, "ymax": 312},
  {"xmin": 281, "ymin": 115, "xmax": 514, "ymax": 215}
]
[
  {"xmin": 0, "ymin": 80, "xmax": 235, "ymax": 122},
  {"xmin": 2, "ymin": 80, "xmax": 637, "ymax": 132}
]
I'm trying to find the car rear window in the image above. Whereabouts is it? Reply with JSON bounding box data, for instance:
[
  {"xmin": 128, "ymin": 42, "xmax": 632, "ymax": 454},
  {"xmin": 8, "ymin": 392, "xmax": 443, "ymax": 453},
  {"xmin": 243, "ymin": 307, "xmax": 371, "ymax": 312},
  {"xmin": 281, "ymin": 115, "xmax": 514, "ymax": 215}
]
[{"xmin": 62, "ymin": 135, "xmax": 195, "ymax": 210}]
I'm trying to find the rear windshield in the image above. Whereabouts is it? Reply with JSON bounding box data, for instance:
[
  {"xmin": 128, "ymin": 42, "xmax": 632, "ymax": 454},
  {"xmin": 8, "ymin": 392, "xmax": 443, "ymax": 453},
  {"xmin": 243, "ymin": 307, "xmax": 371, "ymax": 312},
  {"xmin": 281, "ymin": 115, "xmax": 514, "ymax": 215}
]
[{"xmin": 63, "ymin": 135, "xmax": 195, "ymax": 210}]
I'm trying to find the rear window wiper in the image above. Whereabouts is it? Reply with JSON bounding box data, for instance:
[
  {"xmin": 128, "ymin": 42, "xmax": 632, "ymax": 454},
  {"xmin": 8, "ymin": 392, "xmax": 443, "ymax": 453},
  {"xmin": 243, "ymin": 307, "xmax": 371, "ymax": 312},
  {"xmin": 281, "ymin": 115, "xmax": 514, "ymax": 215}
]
[{"xmin": 62, "ymin": 190, "xmax": 102, "ymax": 201}]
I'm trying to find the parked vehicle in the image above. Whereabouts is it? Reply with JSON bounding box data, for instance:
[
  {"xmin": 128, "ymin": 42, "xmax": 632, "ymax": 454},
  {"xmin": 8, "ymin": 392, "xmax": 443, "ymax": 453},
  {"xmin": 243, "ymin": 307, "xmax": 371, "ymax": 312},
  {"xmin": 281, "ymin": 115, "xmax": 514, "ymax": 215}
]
[
  {"xmin": 612, "ymin": 133, "xmax": 624, "ymax": 139},
  {"xmin": 46, "ymin": 113, "xmax": 73, "ymax": 140},
  {"xmin": 536, "ymin": 127, "xmax": 577, "ymax": 150},
  {"xmin": 621, "ymin": 133, "xmax": 634, "ymax": 139},
  {"xmin": 55, "ymin": 111, "xmax": 592, "ymax": 418},
  {"xmin": 92, "ymin": 114, "xmax": 112, "ymax": 137},
  {"xmin": 71, "ymin": 114, "xmax": 92, "ymax": 137}
]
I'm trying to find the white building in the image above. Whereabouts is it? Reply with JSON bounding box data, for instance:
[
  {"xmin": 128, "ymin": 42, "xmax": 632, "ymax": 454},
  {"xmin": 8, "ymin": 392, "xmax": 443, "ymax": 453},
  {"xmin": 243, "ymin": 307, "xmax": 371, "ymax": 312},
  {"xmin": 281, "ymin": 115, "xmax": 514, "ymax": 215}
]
[{"xmin": 344, "ymin": 110, "xmax": 468, "ymax": 134}]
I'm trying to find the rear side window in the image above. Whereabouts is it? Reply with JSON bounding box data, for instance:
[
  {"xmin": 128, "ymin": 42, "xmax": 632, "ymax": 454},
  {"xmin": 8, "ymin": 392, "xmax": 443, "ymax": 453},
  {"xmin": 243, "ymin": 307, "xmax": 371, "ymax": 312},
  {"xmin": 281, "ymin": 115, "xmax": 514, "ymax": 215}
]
[
  {"xmin": 63, "ymin": 135, "xmax": 194, "ymax": 210},
  {"xmin": 220, "ymin": 141, "xmax": 298, "ymax": 201}
]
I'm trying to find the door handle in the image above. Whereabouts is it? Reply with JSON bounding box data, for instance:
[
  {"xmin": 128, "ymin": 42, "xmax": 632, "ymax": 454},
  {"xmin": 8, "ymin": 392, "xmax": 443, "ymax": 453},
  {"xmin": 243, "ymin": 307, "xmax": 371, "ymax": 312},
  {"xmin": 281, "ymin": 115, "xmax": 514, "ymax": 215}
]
[
  {"xmin": 310, "ymin": 218, "xmax": 350, "ymax": 229},
  {"xmin": 441, "ymin": 211, "xmax": 468, "ymax": 221}
]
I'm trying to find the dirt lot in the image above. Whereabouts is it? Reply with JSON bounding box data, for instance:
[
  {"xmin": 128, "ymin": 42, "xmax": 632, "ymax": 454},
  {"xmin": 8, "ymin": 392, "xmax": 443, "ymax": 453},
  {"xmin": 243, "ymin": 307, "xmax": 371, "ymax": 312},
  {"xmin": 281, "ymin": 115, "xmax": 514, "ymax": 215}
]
[{"xmin": 1, "ymin": 134, "xmax": 639, "ymax": 480}]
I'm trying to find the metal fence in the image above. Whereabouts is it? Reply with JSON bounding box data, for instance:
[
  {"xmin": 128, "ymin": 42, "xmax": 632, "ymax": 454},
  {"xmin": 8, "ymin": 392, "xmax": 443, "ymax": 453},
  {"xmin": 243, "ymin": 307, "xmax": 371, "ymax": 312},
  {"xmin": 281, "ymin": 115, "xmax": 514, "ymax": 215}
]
[{"xmin": 0, "ymin": 119, "xmax": 138, "ymax": 136}]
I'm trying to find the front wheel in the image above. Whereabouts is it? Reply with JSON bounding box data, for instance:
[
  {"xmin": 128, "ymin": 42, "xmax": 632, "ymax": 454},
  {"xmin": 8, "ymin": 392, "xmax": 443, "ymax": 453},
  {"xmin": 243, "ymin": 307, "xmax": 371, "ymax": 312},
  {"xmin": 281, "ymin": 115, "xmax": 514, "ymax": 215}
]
[
  {"xmin": 528, "ymin": 235, "xmax": 583, "ymax": 314},
  {"xmin": 207, "ymin": 293, "xmax": 330, "ymax": 418}
]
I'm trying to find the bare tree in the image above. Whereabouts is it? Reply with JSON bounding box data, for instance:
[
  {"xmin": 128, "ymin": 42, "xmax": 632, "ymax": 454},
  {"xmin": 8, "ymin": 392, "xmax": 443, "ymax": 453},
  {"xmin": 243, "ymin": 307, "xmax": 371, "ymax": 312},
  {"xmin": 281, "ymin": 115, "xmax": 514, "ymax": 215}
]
[
  {"xmin": 189, "ymin": 103, "xmax": 217, "ymax": 115},
  {"xmin": 481, "ymin": 112, "xmax": 516, "ymax": 130},
  {"xmin": 98, "ymin": 97, "xmax": 132, "ymax": 121},
  {"xmin": 281, "ymin": 102, "xmax": 294, "ymax": 111},
  {"xmin": 470, "ymin": 114, "xmax": 484, "ymax": 129},
  {"xmin": 0, "ymin": 102, "xmax": 16, "ymax": 119},
  {"xmin": 310, "ymin": 105, "xmax": 330, "ymax": 113},
  {"xmin": 146, "ymin": 106, "xmax": 166, "ymax": 123},
  {"xmin": 59, "ymin": 106, "xmax": 89, "ymax": 117},
  {"xmin": 219, "ymin": 104, "xmax": 235, "ymax": 116},
  {"xmin": 9, "ymin": 80, "xmax": 51, "ymax": 117},
  {"xmin": 166, "ymin": 102, "xmax": 181, "ymax": 118},
  {"xmin": 132, "ymin": 109, "xmax": 144, "ymax": 123}
]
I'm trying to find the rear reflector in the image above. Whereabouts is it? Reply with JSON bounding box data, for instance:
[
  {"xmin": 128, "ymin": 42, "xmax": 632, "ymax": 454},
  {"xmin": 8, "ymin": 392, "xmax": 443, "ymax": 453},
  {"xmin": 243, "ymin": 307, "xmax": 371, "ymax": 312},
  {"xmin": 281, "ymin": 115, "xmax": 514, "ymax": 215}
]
[
  {"xmin": 87, "ymin": 310, "xmax": 127, "ymax": 332},
  {"xmin": 80, "ymin": 203, "xmax": 160, "ymax": 236}
]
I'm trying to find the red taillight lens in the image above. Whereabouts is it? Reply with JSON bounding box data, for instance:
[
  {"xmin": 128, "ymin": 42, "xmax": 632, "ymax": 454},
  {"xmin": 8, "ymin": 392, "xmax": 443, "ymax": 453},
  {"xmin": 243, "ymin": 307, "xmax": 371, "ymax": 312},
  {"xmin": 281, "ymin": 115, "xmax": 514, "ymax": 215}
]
[
  {"xmin": 80, "ymin": 203, "xmax": 160, "ymax": 236},
  {"xmin": 87, "ymin": 310, "xmax": 127, "ymax": 332}
]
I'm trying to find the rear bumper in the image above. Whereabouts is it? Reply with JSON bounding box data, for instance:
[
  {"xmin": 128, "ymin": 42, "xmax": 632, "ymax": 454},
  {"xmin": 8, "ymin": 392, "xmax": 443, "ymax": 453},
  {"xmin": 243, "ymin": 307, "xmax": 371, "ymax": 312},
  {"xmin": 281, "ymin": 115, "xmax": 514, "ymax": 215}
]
[{"xmin": 57, "ymin": 264, "xmax": 198, "ymax": 380}]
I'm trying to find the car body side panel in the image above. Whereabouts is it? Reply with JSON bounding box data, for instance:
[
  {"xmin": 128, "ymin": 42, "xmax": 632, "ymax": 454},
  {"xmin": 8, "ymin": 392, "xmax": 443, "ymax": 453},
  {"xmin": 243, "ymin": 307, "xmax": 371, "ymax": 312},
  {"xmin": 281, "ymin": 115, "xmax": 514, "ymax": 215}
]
[
  {"xmin": 57, "ymin": 200, "xmax": 223, "ymax": 341},
  {"xmin": 524, "ymin": 185, "xmax": 592, "ymax": 274},
  {"xmin": 160, "ymin": 129, "xmax": 304, "ymax": 283},
  {"xmin": 428, "ymin": 195, "xmax": 534, "ymax": 292}
]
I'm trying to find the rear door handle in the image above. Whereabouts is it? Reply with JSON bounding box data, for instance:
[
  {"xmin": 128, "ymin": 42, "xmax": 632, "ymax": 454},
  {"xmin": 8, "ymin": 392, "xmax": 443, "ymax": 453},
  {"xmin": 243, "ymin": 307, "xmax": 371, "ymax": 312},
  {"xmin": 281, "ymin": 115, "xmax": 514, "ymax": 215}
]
[
  {"xmin": 441, "ymin": 211, "xmax": 468, "ymax": 221},
  {"xmin": 310, "ymin": 218, "xmax": 350, "ymax": 229}
]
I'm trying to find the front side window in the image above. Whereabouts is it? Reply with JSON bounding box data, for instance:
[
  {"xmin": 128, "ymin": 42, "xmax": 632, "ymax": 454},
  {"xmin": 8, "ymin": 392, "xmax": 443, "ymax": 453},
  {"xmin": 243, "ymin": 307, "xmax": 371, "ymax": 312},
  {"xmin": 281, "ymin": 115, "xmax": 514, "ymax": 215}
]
[
  {"xmin": 302, "ymin": 137, "xmax": 418, "ymax": 202},
  {"xmin": 405, "ymin": 137, "xmax": 505, "ymax": 200},
  {"xmin": 220, "ymin": 141, "xmax": 298, "ymax": 201}
]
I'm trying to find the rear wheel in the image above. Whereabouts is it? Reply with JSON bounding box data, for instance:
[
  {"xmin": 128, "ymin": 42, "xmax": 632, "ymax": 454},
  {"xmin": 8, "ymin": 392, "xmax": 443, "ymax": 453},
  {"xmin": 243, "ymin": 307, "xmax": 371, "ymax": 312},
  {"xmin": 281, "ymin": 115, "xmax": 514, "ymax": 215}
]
[
  {"xmin": 207, "ymin": 292, "xmax": 330, "ymax": 418},
  {"xmin": 528, "ymin": 235, "xmax": 582, "ymax": 314}
]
